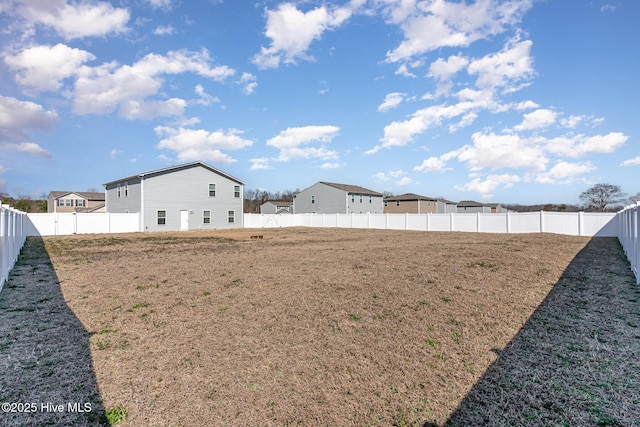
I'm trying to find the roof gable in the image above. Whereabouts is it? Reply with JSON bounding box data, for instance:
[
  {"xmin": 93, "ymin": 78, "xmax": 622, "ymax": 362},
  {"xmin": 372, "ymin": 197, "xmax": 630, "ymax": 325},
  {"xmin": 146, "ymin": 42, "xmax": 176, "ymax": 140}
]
[
  {"xmin": 49, "ymin": 191, "xmax": 105, "ymax": 201},
  {"xmin": 103, "ymin": 161, "xmax": 244, "ymax": 186}
]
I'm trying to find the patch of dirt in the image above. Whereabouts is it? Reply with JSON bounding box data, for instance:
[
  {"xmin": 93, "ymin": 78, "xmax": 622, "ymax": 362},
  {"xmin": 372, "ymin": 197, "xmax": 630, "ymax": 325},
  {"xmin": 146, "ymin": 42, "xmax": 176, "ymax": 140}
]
[{"xmin": 3, "ymin": 228, "xmax": 639, "ymax": 426}]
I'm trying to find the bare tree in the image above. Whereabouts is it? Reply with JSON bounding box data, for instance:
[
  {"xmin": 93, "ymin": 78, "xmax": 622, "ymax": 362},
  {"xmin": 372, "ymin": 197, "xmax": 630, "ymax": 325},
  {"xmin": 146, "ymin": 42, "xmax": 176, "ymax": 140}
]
[
  {"xmin": 628, "ymin": 192, "xmax": 640, "ymax": 205},
  {"xmin": 579, "ymin": 183, "xmax": 627, "ymax": 211}
]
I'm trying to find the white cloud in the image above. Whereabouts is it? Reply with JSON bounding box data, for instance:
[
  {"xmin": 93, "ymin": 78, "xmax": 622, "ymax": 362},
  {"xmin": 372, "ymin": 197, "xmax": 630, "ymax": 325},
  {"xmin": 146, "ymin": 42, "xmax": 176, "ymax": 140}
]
[
  {"xmin": 250, "ymin": 158, "xmax": 272, "ymax": 170},
  {"xmin": 193, "ymin": 85, "xmax": 220, "ymax": 106},
  {"xmin": 0, "ymin": 96, "xmax": 57, "ymax": 155},
  {"xmin": 15, "ymin": 0, "xmax": 130, "ymax": 39},
  {"xmin": 384, "ymin": 0, "xmax": 533, "ymax": 63},
  {"xmin": 155, "ymin": 126, "xmax": 253, "ymax": 164},
  {"xmin": 5, "ymin": 44, "xmax": 96, "ymax": 93},
  {"xmin": 535, "ymin": 161, "xmax": 594, "ymax": 184},
  {"xmin": 110, "ymin": 149, "xmax": 123, "ymax": 159},
  {"xmin": 238, "ymin": 73, "xmax": 257, "ymax": 95},
  {"xmin": 377, "ymin": 93, "xmax": 405, "ymax": 112},
  {"xmin": 266, "ymin": 125, "xmax": 340, "ymax": 161},
  {"xmin": 320, "ymin": 162, "xmax": 342, "ymax": 169},
  {"xmin": 513, "ymin": 108, "xmax": 557, "ymax": 131},
  {"xmin": 252, "ymin": 3, "xmax": 352, "ymax": 69},
  {"xmin": 73, "ymin": 49, "xmax": 235, "ymax": 119},
  {"xmin": 367, "ymin": 101, "xmax": 477, "ymax": 153},
  {"xmin": 560, "ymin": 115, "xmax": 584, "ymax": 129},
  {"xmin": 147, "ymin": 0, "xmax": 173, "ymax": 9},
  {"xmin": 456, "ymin": 173, "xmax": 521, "ymax": 199},
  {"xmin": 467, "ymin": 38, "xmax": 534, "ymax": 91},
  {"xmin": 544, "ymin": 132, "xmax": 627, "ymax": 158},
  {"xmin": 413, "ymin": 156, "xmax": 450, "ymax": 173},
  {"xmin": 515, "ymin": 100, "xmax": 539, "ymax": 110},
  {"xmin": 457, "ymin": 131, "xmax": 548, "ymax": 173},
  {"xmin": 2, "ymin": 142, "xmax": 51, "ymax": 158},
  {"xmin": 396, "ymin": 176, "xmax": 413, "ymax": 186},
  {"xmin": 153, "ymin": 25, "xmax": 175, "ymax": 36},
  {"xmin": 428, "ymin": 54, "xmax": 469, "ymax": 81},
  {"xmin": 622, "ymin": 156, "xmax": 640, "ymax": 167}
]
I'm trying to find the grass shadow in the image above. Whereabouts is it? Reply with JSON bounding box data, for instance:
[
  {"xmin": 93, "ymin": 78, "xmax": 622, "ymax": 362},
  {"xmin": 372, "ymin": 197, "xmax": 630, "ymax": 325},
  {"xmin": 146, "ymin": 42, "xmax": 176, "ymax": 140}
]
[
  {"xmin": 441, "ymin": 237, "xmax": 640, "ymax": 426},
  {"xmin": 0, "ymin": 237, "xmax": 107, "ymax": 426}
]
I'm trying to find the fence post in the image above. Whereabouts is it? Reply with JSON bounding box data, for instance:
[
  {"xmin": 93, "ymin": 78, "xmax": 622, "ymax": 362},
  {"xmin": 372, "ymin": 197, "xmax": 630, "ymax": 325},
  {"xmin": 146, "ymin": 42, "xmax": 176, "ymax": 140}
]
[
  {"xmin": 426, "ymin": 213, "xmax": 430, "ymax": 232},
  {"xmin": 506, "ymin": 211, "xmax": 511, "ymax": 233},
  {"xmin": 450, "ymin": 212, "xmax": 454, "ymax": 232},
  {"xmin": 477, "ymin": 212, "xmax": 481, "ymax": 233},
  {"xmin": 540, "ymin": 211, "xmax": 545, "ymax": 233},
  {"xmin": 578, "ymin": 211, "xmax": 584, "ymax": 236}
]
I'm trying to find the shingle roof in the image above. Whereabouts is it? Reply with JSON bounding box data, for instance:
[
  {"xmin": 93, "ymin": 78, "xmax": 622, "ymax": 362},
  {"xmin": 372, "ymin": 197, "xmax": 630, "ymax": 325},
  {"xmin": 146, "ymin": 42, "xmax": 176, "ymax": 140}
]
[
  {"xmin": 264, "ymin": 200, "xmax": 293, "ymax": 206},
  {"xmin": 383, "ymin": 193, "xmax": 436, "ymax": 201},
  {"xmin": 103, "ymin": 161, "xmax": 244, "ymax": 186},
  {"xmin": 49, "ymin": 191, "xmax": 105, "ymax": 201},
  {"xmin": 457, "ymin": 200, "xmax": 485, "ymax": 207},
  {"xmin": 319, "ymin": 182, "xmax": 382, "ymax": 196}
]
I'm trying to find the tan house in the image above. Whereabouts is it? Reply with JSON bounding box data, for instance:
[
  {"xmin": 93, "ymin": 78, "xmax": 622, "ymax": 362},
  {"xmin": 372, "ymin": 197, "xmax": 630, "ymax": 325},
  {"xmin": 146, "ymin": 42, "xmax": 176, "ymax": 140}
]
[
  {"xmin": 47, "ymin": 191, "xmax": 106, "ymax": 213},
  {"xmin": 384, "ymin": 193, "xmax": 457, "ymax": 214}
]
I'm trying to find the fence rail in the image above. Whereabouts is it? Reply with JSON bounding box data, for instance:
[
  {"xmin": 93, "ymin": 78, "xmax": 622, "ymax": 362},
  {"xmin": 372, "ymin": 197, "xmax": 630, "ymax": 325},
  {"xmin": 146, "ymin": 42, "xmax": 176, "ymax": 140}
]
[
  {"xmin": 618, "ymin": 203, "xmax": 640, "ymax": 284},
  {"xmin": 26, "ymin": 212, "xmax": 141, "ymax": 236},
  {"xmin": 0, "ymin": 205, "xmax": 27, "ymax": 291},
  {"xmin": 244, "ymin": 211, "xmax": 618, "ymax": 236}
]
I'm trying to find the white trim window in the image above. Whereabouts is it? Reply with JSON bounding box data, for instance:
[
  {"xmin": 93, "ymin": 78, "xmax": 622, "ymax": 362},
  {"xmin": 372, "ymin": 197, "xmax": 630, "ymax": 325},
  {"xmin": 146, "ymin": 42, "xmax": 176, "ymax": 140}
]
[
  {"xmin": 124, "ymin": 182, "xmax": 128, "ymax": 197},
  {"xmin": 117, "ymin": 184, "xmax": 121, "ymax": 198},
  {"xmin": 157, "ymin": 210, "xmax": 167, "ymax": 225},
  {"xmin": 228, "ymin": 210, "xmax": 235, "ymax": 223},
  {"xmin": 75, "ymin": 199, "xmax": 86, "ymax": 207},
  {"xmin": 311, "ymin": 195, "xmax": 315, "ymax": 204},
  {"xmin": 234, "ymin": 185, "xmax": 241, "ymax": 198},
  {"xmin": 209, "ymin": 183, "xmax": 216, "ymax": 197},
  {"xmin": 203, "ymin": 210, "xmax": 211, "ymax": 224}
]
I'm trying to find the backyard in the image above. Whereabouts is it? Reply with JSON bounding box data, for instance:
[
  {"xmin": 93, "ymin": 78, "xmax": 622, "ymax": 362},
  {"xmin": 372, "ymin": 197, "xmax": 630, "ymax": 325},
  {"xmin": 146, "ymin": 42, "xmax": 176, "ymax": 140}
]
[{"xmin": 1, "ymin": 228, "xmax": 639, "ymax": 426}]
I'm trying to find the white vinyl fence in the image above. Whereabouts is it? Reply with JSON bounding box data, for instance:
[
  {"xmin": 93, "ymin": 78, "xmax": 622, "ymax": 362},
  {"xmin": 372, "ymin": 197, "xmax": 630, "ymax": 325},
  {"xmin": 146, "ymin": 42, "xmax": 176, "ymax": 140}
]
[
  {"xmin": 0, "ymin": 205, "xmax": 28, "ymax": 290},
  {"xmin": 26, "ymin": 212, "xmax": 141, "ymax": 236},
  {"xmin": 618, "ymin": 203, "xmax": 640, "ymax": 284},
  {"xmin": 244, "ymin": 211, "xmax": 618, "ymax": 237}
]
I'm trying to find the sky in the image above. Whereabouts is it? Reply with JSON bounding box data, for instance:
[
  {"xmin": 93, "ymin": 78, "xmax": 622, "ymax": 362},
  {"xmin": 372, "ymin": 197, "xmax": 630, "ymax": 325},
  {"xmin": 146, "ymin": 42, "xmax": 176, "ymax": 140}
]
[{"xmin": 0, "ymin": 0, "xmax": 638, "ymax": 205}]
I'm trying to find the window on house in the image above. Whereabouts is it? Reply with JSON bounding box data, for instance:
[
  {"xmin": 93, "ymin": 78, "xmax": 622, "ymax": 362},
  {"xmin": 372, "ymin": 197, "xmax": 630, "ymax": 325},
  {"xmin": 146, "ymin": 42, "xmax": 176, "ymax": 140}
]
[
  {"xmin": 369, "ymin": 195, "xmax": 372, "ymax": 204},
  {"xmin": 359, "ymin": 195, "xmax": 363, "ymax": 203},
  {"xmin": 117, "ymin": 185, "xmax": 121, "ymax": 198},
  {"xmin": 351, "ymin": 195, "xmax": 355, "ymax": 203},
  {"xmin": 311, "ymin": 195, "xmax": 315, "ymax": 204},
  {"xmin": 234, "ymin": 185, "xmax": 240, "ymax": 198},
  {"xmin": 157, "ymin": 210, "xmax": 166, "ymax": 225},
  {"xmin": 396, "ymin": 200, "xmax": 400, "ymax": 207},
  {"xmin": 228, "ymin": 210, "xmax": 235, "ymax": 223},
  {"xmin": 209, "ymin": 183, "xmax": 216, "ymax": 197},
  {"xmin": 76, "ymin": 200, "xmax": 85, "ymax": 207},
  {"xmin": 203, "ymin": 210, "xmax": 211, "ymax": 224},
  {"xmin": 384, "ymin": 201, "xmax": 388, "ymax": 207},
  {"xmin": 59, "ymin": 199, "xmax": 72, "ymax": 207},
  {"xmin": 124, "ymin": 182, "xmax": 128, "ymax": 197}
]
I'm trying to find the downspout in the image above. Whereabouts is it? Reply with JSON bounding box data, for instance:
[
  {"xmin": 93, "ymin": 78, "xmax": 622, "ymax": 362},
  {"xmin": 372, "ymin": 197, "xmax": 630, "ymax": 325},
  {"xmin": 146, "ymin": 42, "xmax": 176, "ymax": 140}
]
[{"xmin": 140, "ymin": 176, "xmax": 145, "ymax": 232}]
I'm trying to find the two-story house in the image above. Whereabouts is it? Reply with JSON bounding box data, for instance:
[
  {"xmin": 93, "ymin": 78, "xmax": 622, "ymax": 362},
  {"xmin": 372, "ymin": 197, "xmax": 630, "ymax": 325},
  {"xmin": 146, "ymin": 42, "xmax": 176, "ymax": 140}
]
[
  {"xmin": 47, "ymin": 191, "xmax": 105, "ymax": 213},
  {"xmin": 103, "ymin": 161, "xmax": 244, "ymax": 231},
  {"xmin": 293, "ymin": 182, "xmax": 384, "ymax": 214}
]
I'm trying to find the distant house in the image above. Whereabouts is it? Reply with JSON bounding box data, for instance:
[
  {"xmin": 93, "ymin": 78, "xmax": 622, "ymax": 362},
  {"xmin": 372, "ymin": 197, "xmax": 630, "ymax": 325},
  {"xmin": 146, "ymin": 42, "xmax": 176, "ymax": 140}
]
[
  {"xmin": 487, "ymin": 203, "xmax": 505, "ymax": 213},
  {"xmin": 457, "ymin": 200, "xmax": 492, "ymax": 213},
  {"xmin": 103, "ymin": 161, "xmax": 244, "ymax": 232},
  {"xmin": 383, "ymin": 193, "xmax": 457, "ymax": 214},
  {"xmin": 260, "ymin": 200, "xmax": 294, "ymax": 214},
  {"xmin": 294, "ymin": 182, "xmax": 384, "ymax": 214},
  {"xmin": 47, "ymin": 191, "xmax": 105, "ymax": 213}
]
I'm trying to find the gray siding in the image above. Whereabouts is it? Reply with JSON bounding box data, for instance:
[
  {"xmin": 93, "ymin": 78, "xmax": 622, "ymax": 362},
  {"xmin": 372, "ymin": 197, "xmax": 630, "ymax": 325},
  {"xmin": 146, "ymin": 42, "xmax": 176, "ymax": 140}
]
[
  {"xmin": 294, "ymin": 183, "xmax": 347, "ymax": 214},
  {"xmin": 346, "ymin": 193, "xmax": 384, "ymax": 214},
  {"xmin": 105, "ymin": 179, "xmax": 142, "ymax": 214},
  {"xmin": 141, "ymin": 165, "xmax": 242, "ymax": 232}
]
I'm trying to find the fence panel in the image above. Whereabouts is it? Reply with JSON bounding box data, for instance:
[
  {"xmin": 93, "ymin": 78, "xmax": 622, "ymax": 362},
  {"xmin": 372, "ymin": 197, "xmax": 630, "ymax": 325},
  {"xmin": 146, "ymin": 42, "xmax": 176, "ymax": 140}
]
[
  {"xmin": 453, "ymin": 214, "xmax": 478, "ymax": 233},
  {"xmin": 478, "ymin": 213, "xmax": 508, "ymax": 233},
  {"xmin": 428, "ymin": 214, "xmax": 453, "ymax": 231},
  {"xmin": 1, "ymin": 206, "xmax": 27, "ymax": 291},
  {"xmin": 508, "ymin": 212, "xmax": 542, "ymax": 233}
]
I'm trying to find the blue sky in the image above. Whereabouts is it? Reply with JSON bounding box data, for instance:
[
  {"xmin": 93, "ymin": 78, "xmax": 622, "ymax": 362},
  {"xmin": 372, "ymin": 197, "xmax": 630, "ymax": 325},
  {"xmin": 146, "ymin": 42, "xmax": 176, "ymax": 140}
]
[{"xmin": 0, "ymin": 0, "xmax": 638, "ymax": 205}]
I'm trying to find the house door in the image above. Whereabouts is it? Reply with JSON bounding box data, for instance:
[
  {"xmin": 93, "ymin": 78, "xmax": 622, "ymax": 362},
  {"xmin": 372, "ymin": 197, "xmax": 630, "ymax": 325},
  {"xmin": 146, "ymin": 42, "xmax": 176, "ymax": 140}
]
[{"xmin": 180, "ymin": 210, "xmax": 189, "ymax": 231}]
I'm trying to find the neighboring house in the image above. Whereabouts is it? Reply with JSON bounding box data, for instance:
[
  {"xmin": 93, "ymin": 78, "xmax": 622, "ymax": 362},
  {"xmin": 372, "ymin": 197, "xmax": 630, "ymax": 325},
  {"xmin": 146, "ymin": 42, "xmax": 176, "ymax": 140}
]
[
  {"xmin": 487, "ymin": 203, "xmax": 505, "ymax": 213},
  {"xmin": 294, "ymin": 182, "xmax": 384, "ymax": 214},
  {"xmin": 383, "ymin": 194, "xmax": 458, "ymax": 214},
  {"xmin": 48, "ymin": 191, "xmax": 105, "ymax": 213},
  {"xmin": 260, "ymin": 200, "xmax": 294, "ymax": 214},
  {"xmin": 103, "ymin": 161, "xmax": 244, "ymax": 232},
  {"xmin": 437, "ymin": 198, "xmax": 458, "ymax": 213},
  {"xmin": 457, "ymin": 200, "xmax": 492, "ymax": 213}
]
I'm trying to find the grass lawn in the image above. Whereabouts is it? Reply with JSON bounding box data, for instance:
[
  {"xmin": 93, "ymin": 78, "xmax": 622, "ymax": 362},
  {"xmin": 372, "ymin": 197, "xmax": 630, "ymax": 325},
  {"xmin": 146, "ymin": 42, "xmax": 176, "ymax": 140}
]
[{"xmin": 1, "ymin": 228, "xmax": 638, "ymax": 426}]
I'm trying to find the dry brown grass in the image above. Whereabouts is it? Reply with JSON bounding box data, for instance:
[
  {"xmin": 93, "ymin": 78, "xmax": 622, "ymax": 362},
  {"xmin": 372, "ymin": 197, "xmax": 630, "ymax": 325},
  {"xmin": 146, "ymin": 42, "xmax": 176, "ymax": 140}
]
[{"xmin": 1, "ymin": 228, "xmax": 639, "ymax": 426}]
